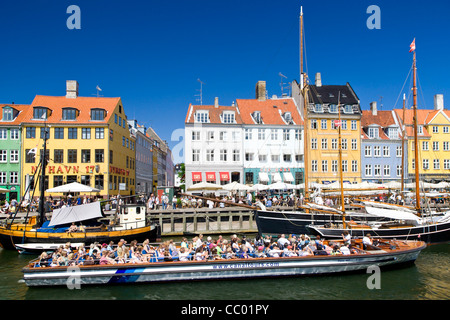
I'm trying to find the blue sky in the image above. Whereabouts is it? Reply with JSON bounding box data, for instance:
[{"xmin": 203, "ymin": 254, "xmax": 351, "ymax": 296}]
[{"xmin": 1, "ymin": 0, "xmax": 449, "ymax": 162}]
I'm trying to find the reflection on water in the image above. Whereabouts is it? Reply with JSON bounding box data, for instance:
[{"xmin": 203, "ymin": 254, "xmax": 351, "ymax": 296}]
[{"xmin": 1, "ymin": 243, "xmax": 448, "ymax": 300}]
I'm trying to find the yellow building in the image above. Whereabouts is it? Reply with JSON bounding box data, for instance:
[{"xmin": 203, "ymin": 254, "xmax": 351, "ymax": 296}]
[
  {"xmin": 394, "ymin": 95, "xmax": 450, "ymax": 182},
  {"xmin": 21, "ymin": 81, "xmax": 136, "ymax": 199},
  {"xmin": 306, "ymin": 78, "xmax": 362, "ymax": 184}
]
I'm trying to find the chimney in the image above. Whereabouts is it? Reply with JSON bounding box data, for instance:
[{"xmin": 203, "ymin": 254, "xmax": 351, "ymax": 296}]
[
  {"xmin": 66, "ymin": 80, "xmax": 79, "ymax": 99},
  {"xmin": 315, "ymin": 73, "xmax": 322, "ymax": 87},
  {"xmin": 214, "ymin": 97, "xmax": 219, "ymax": 108},
  {"xmin": 255, "ymin": 81, "xmax": 266, "ymax": 101},
  {"xmin": 370, "ymin": 101, "xmax": 377, "ymax": 116},
  {"xmin": 434, "ymin": 94, "xmax": 444, "ymax": 110}
]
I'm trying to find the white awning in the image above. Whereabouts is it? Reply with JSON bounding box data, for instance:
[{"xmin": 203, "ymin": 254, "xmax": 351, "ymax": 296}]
[
  {"xmin": 272, "ymin": 173, "xmax": 282, "ymax": 182},
  {"xmin": 283, "ymin": 172, "xmax": 294, "ymax": 182},
  {"xmin": 48, "ymin": 201, "xmax": 103, "ymax": 227},
  {"xmin": 258, "ymin": 172, "xmax": 269, "ymax": 182}
]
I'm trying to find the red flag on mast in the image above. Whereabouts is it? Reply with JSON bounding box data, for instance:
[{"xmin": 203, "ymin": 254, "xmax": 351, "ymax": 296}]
[{"xmin": 409, "ymin": 38, "xmax": 416, "ymax": 52}]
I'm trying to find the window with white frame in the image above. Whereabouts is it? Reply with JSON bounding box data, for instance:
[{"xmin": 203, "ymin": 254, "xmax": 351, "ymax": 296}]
[
  {"xmin": 283, "ymin": 129, "xmax": 290, "ymax": 141},
  {"xmin": 341, "ymin": 138, "xmax": 347, "ymax": 150},
  {"xmin": 192, "ymin": 131, "xmax": 200, "ymax": 141},
  {"xmin": 396, "ymin": 146, "xmax": 402, "ymax": 157},
  {"xmin": 311, "ymin": 138, "xmax": 317, "ymax": 149},
  {"xmin": 368, "ymin": 127, "xmax": 379, "ymax": 139},
  {"xmin": 374, "ymin": 146, "xmax": 381, "ymax": 157},
  {"xmin": 365, "ymin": 165, "xmax": 372, "ymax": 176},
  {"xmin": 322, "ymin": 160, "xmax": 328, "ymax": 172},
  {"xmin": 206, "ymin": 150, "xmax": 214, "ymax": 162},
  {"xmin": 258, "ymin": 129, "xmax": 265, "ymax": 140},
  {"xmin": 207, "ymin": 131, "xmax": 214, "ymax": 141},
  {"xmin": 433, "ymin": 141, "xmax": 439, "ymax": 151},
  {"xmin": 423, "ymin": 159, "xmax": 429, "ymax": 170},
  {"xmin": 295, "ymin": 129, "xmax": 301, "ymax": 140},
  {"xmin": 331, "ymin": 138, "xmax": 338, "ymax": 150},
  {"xmin": 341, "ymin": 120, "xmax": 347, "ymax": 130},
  {"xmin": 365, "ymin": 145, "xmax": 372, "ymax": 157},
  {"xmin": 245, "ymin": 129, "xmax": 253, "ymax": 140},
  {"xmin": 434, "ymin": 159, "xmax": 440, "ymax": 170},
  {"xmin": 321, "ymin": 119, "xmax": 327, "ymax": 130},
  {"xmin": 444, "ymin": 126, "xmax": 449, "ymax": 133},
  {"xmin": 10, "ymin": 150, "xmax": 19, "ymax": 163},
  {"xmin": 351, "ymin": 120, "xmax": 357, "ymax": 130},
  {"xmin": 351, "ymin": 139, "xmax": 357, "ymax": 150},
  {"xmin": 219, "ymin": 131, "xmax": 227, "ymax": 141},
  {"xmin": 10, "ymin": 129, "xmax": 19, "ymax": 140},
  {"xmin": 444, "ymin": 159, "xmax": 450, "ymax": 170},
  {"xmin": 331, "ymin": 160, "xmax": 338, "ymax": 173},
  {"xmin": 422, "ymin": 141, "xmax": 428, "ymax": 151},
  {"xmin": 383, "ymin": 146, "xmax": 390, "ymax": 157},
  {"xmin": 271, "ymin": 129, "xmax": 278, "ymax": 140},
  {"xmin": 233, "ymin": 150, "xmax": 240, "ymax": 162},
  {"xmin": 222, "ymin": 111, "xmax": 235, "ymax": 124},
  {"xmin": 220, "ymin": 149, "xmax": 227, "ymax": 161},
  {"xmin": 321, "ymin": 139, "xmax": 328, "ymax": 149},
  {"xmin": 444, "ymin": 142, "xmax": 450, "ymax": 151},
  {"xmin": 0, "ymin": 129, "xmax": 7, "ymax": 140},
  {"xmin": 271, "ymin": 154, "xmax": 280, "ymax": 162},
  {"xmin": 9, "ymin": 172, "xmax": 18, "ymax": 184},
  {"xmin": 384, "ymin": 165, "xmax": 390, "ymax": 177},
  {"xmin": 374, "ymin": 164, "xmax": 381, "ymax": 176},
  {"xmin": 397, "ymin": 165, "xmax": 402, "ymax": 177},
  {"xmin": 258, "ymin": 154, "xmax": 267, "ymax": 162},
  {"xmin": 245, "ymin": 153, "xmax": 254, "ymax": 161},
  {"xmin": 195, "ymin": 111, "xmax": 209, "ymax": 123},
  {"xmin": 0, "ymin": 150, "xmax": 6, "ymax": 162},
  {"xmin": 311, "ymin": 119, "xmax": 317, "ymax": 129},
  {"xmin": 432, "ymin": 126, "xmax": 438, "ymax": 133},
  {"xmin": 311, "ymin": 160, "xmax": 318, "ymax": 172},
  {"xmin": 352, "ymin": 160, "xmax": 358, "ymax": 172},
  {"xmin": 0, "ymin": 172, "xmax": 6, "ymax": 184},
  {"xmin": 342, "ymin": 160, "xmax": 348, "ymax": 172},
  {"xmin": 192, "ymin": 149, "xmax": 200, "ymax": 162}
]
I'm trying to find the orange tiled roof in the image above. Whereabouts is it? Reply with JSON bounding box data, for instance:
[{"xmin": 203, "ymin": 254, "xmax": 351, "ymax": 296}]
[
  {"xmin": 236, "ymin": 98, "xmax": 303, "ymax": 125},
  {"xmin": 361, "ymin": 110, "xmax": 396, "ymax": 128},
  {"xmin": 21, "ymin": 95, "xmax": 121, "ymax": 124}
]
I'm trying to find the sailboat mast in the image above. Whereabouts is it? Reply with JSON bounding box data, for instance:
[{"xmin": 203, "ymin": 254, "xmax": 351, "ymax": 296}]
[
  {"xmin": 300, "ymin": 6, "xmax": 309, "ymax": 201},
  {"xmin": 38, "ymin": 126, "xmax": 49, "ymax": 226},
  {"xmin": 401, "ymin": 93, "xmax": 406, "ymax": 196},
  {"xmin": 300, "ymin": 6, "xmax": 304, "ymax": 88},
  {"xmin": 412, "ymin": 51, "xmax": 421, "ymax": 214},
  {"xmin": 338, "ymin": 93, "xmax": 346, "ymax": 227}
]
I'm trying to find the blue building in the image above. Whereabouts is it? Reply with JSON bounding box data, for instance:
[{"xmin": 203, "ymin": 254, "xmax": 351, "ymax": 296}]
[{"xmin": 361, "ymin": 102, "xmax": 407, "ymax": 183}]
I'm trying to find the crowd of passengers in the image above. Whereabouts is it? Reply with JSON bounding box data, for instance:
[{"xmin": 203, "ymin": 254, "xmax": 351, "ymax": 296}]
[{"xmin": 35, "ymin": 232, "xmax": 372, "ymax": 268}]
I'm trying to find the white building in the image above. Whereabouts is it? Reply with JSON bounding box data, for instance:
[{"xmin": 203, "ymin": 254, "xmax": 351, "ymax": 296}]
[{"xmin": 185, "ymin": 97, "xmax": 244, "ymax": 189}]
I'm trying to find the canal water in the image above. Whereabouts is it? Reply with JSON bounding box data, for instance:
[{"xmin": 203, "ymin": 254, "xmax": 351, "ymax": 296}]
[{"xmin": 0, "ymin": 242, "xmax": 448, "ymax": 301}]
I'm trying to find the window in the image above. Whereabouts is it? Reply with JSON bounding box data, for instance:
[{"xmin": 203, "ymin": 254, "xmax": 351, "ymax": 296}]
[
  {"xmin": 68, "ymin": 149, "xmax": 77, "ymax": 163},
  {"xmin": 321, "ymin": 119, "xmax": 327, "ymax": 130},
  {"xmin": 192, "ymin": 149, "xmax": 200, "ymax": 162},
  {"xmin": 95, "ymin": 149, "xmax": 104, "ymax": 163},
  {"xmin": 329, "ymin": 104, "xmax": 338, "ymax": 113},
  {"xmin": 374, "ymin": 164, "xmax": 381, "ymax": 176},
  {"xmin": 388, "ymin": 128, "xmax": 398, "ymax": 139},
  {"xmin": 331, "ymin": 139, "xmax": 338, "ymax": 150},
  {"xmin": 0, "ymin": 129, "xmax": 6, "ymax": 140},
  {"xmin": 423, "ymin": 159, "xmax": 429, "ymax": 170},
  {"xmin": 220, "ymin": 149, "xmax": 227, "ymax": 161},
  {"xmin": 444, "ymin": 127, "xmax": 449, "ymax": 134},
  {"xmin": 351, "ymin": 120, "xmax": 357, "ymax": 130},
  {"xmin": 258, "ymin": 154, "xmax": 267, "ymax": 162},
  {"xmin": 222, "ymin": 112, "xmax": 235, "ymax": 123},
  {"xmin": 54, "ymin": 149, "xmax": 64, "ymax": 163},
  {"xmin": 368, "ymin": 127, "xmax": 378, "ymax": 139},
  {"xmin": 365, "ymin": 146, "xmax": 372, "ymax": 157},
  {"xmin": 444, "ymin": 159, "xmax": 450, "ymax": 170},
  {"xmin": 252, "ymin": 111, "xmax": 262, "ymax": 124},
  {"xmin": 365, "ymin": 165, "xmax": 372, "ymax": 176},
  {"xmin": 219, "ymin": 131, "xmax": 227, "ymax": 141},
  {"xmin": 33, "ymin": 107, "xmax": 48, "ymax": 120},
  {"xmin": 434, "ymin": 159, "xmax": 440, "ymax": 170},
  {"xmin": 81, "ymin": 128, "xmax": 90, "ymax": 139},
  {"xmin": 271, "ymin": 129, "xmax": 278, "ymax": 140},
  {"xmin": 331, "ymin": 160, "xmax": 338, "ymax": 173},
  {"xmin": 40, "ymin": 127, "xmax": 50, "ymax": 139},
  {"xmin": 2, "ymin": 107, "xmax": 13, "ymax": 121},
  {"xmin": 341, "ymin": 138, "xmax": 347, "ymax": 150},
  {"xmin": 95, "ymin": 128, "xmax": 104, "ymax": 139},
  {"xmin": 10, "ymin": 129, "xmax": 19, "ymax": 140},
  {"xmin": 195, "ymin": 111, "xmax": 209, "ymax": 123},
  {"xmin": 322, "ymin": 160, "xmax": 328, "ymax": 172},
  {"xmin": 10, "ymin": 172, "xmax": 18, "ymax": 184},
  {"xmin": 418, "ymin": 125, "xmax": 424, "ymax": 135},
  {"xmin": 422, "ymin": 141, "xmax": 429, "ymax": 151},
  {"xmin": 374, "ymin": 146, "xmax": 381, "ymax": 157},
  {"xmin": 444, "ymin": 142, "xmax": 450, "ymax": 151},
  {"xmin": 271, "ymin": 155, "xmax": 280, "ymax": 162},
  {"xmin": 95, "ymin": 175, "xmax": 104, "ymax": 190},
  {"xmin": 25, "ymin": 150, "xmax": 35, "ymax": 163},
  {"xmin": 433, "ymin": 141, "xmax": 439, "ymax": 151},
  {"xmin": 341, "ymin": 121, "xmax": 347, "ymax": 130},
  {"xmin": 206, "ymin": 150, "xmax": 214, "ymax": 162},
  {"xmin": 352, "ymin": 160, "xmax": 358, "ymax": 173},
  {"xmin": 244, "ymin": 129, "xmax": 253, "ymax": 140},
  {"xmin": 351, "ymin": 139, "xmax": 357, "ymax": 150},
  {"xmin": 54, "ymin": 127, "xmax": 64, "ymax": 139},
  {"xmin": 342, "ymin": 160, "xmax": 348, "ymax": 172},
  {"xmin": 62, "ymin": 108, "xmax": 77, "ymax": 120},
  {"xmin": 81, "ymin": 149, "xmax": 91, "ymax": 163},
  {"xmin": 295, "ymin": 129, "xmax": 301, "ymax": 140},
  {"xmin": 397, "ymin": 165, "xmax": 402, "ymax": 177},
  {"xmin": 283, "ymin": 129, "xmax": 290, "ymax": 141},
  {"xmin": 0, "ymin": 150, "xmax": 6, "ymax": 162},
  {"xmin": 110, "ymin": 150, "xmax": 113, "ymax": 164},
  {"xmin": 314, "ymin": 104, "xmax": 323, "ymax": 113},
  {"xmin": 233, "ymin": 150, "xmax": 240, "ymax": 162},
  {"xmin": 396, "ymin": 146, "xmax": 402, "ymax": 157},
  {"xmin": 245, "ymin": 153, "xmax": 254, "ymax": 161},
  {"xmin": 384, "ymin": 165, "xmax": 390, "ymax": 177},
  {"xmin": 311, "ymin": 138, "xmax": 317, "ymax": 149},
  {"xmin": 383, "ymin": 146, "xmax": 390, "ymax": 157},
  {"xmin": 283, "ymin": 154, "xmax": 291, "ymax": 162},
  {"xmin": 91, "ymin": 109, "xmax": 105, "ymax": 121},
  {"xmin": 192, "ymin": 131, "xmax": 200, "ymax": 140},
  {"xmin": 311, "ymin": 119, "xmax": 317, "ymax": 129},
  {"xmin": 80, "ymin": 175, "xmax": 91, "ymax": 186},
  {"xmin": 311, "ymin": 160, "xmax": 318, "ymax": 172},
  {"xmin": 344, "ymin": 105, "xmax": 353, "ymax": 114},
  {"xmin": 433, "ymin": 126, "xmax": 438, "ymax": 133},
  {"xmin": 258, "ymin": 129, "xmax": 265, "ymax": 140},
  {"xmin": 10, "ymin": 150, "xmax": 19, "ymax": 163},
  {"xmin": 0, "ymin": 172, "xmax": 6, "ymax": 184},
  {"xmin": 321, "ymin": 139, "xmax": 328, "ymax": 149},
  {"xmin": 207, "ymin": 131, "xmax": 214, "ymax": 141},
  {"xmin": 68, "ymin": 128, "xmax": 78, "ymax": 139},
  {"xmin": 26, "ymin": 127, "xmax": 36, "ymax": 139}
]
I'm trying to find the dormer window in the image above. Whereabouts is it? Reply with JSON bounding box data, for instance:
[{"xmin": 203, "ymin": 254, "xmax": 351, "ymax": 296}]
[
  {"xmin": 314, "ymin": 104, "xmax": 323, "ymax": 113},
  {"xmin": 344, "ymin": 105, "xmax": 353, "ymax": 114},
  {"xmin": 2, "ymin": 106, "xmax": 16, "ymax": 121},
  {"xmin": 283, "ymin": 112, "xmax": 294, "ymax": 124},
  {"xmin": 222, "ymin": 111, "xmax": 235, "ymax": 124},
  {"xmin": 33, "ymin": 107, "xmax": 50, "ymax": 120},
  {"xmin": 91, "ymin": 108, "xmax": 106, "ymax": 121},
  {"xmin": 195, "ymin": 110, "xmax": 209, "ymax": 123},
  {"xmin": 368, "ymin": 127, "xmax": 379, "ymax": 139},
  {"xmin": 62, "ymin": 108, "xmax": 78, "ymax": 120},
  {"xmin": 418, "ymin": 125, "xmax": 424, "ymax": 135},
  {"xmin": 252, "ymin": 111, "xmax": 263, "ymax": 124},
  {"xmin": 329, "ymin": 104, "xmax": 338, "ymax": 113}
]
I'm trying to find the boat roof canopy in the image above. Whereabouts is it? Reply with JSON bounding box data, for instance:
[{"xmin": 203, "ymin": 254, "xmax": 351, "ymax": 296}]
[{"xmin": 48, "ymin": 202, "xmax": 104, "ymax": 227}]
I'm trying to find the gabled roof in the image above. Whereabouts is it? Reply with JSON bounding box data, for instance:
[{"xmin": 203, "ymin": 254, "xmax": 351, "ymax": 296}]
[
  {"xmin": 309, "ymin": 83, "xmax": 359, "ymax": 106},
  {"xmin": 393, "ymin": 108, "xmax": 436, "ymax": 138},
  {"xmin": 236, "ymin": 98, "xmax": 303, "ymax": 126},
  {"xmin": 185, "ymin": 104, "xmax": 243, "ymax": 124},
  {"xmin": 361, "ymin": 110, "xmax": 397, "ymax": 128},
  {"xmin": 22, "ymin": 95, "xmax": 122, "ymax": 124}
]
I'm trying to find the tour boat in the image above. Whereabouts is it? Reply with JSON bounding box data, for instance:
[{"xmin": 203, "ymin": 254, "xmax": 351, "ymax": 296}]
[{"xmin": 22, "ymin": 238, "xmax": 426, "ymax": 287}]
